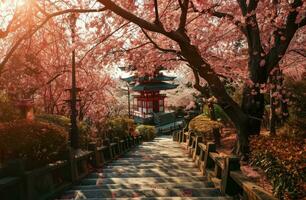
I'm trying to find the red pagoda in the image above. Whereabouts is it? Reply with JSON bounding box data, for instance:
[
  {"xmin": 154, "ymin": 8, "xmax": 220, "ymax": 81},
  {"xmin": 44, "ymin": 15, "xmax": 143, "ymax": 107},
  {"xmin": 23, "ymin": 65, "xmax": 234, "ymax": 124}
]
[{"xmin": 121, "ymin": 67, "xmax": 184, "ymax": 130}]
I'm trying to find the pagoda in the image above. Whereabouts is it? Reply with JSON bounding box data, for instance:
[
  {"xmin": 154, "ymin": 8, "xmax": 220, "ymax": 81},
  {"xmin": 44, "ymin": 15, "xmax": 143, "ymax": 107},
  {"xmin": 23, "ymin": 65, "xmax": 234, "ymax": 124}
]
[{"xmin": 121, "ymin": 67, "xmax": 184, "ymax": 131}]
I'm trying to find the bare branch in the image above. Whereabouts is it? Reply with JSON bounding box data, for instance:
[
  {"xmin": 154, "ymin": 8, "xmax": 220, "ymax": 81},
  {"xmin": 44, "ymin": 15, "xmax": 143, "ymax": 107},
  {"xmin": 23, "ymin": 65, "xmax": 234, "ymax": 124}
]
[
  {"xmin": 78, "ymin": 22, "xmax": 130, "ymax": 64},
  {"xmin": 141, "ymin": 28, "xmax": 181, "ymax": 55},
  {"xmin": 153, "ymin": 0, "xmax": 160, "ymax": 23},
  {"xmin": 289, "ymin": 49, "xmax": 306, "ymax": 57},
  {"xmin": 178, "ymin": 0, "xmax": 189, "ymax": 32}
]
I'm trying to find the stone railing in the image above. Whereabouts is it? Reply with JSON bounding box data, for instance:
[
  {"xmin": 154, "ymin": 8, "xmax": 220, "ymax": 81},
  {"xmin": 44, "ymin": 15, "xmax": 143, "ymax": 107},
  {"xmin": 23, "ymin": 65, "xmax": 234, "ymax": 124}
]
[
  {"xmin": 0, "ymin": 135, "xmax": 143, "ymax": 200},
  {"xmin": 173, "ymin": 131, "xmax": 276, "ymax": 200}
]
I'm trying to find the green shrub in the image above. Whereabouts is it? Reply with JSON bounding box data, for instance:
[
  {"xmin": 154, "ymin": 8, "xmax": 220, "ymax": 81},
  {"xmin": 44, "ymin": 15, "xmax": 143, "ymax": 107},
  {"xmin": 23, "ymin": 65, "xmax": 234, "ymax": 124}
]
[
  {"xmin": 100, "ymin": 116, "xmax": 135, "ymax": 139},
  {"xmin": 0, "ymin": 93, "xmax": 21, "ymax": 122},
  {"xmin": 203, "ymin": 104, "xmax": 231, "ymax": 123},
  {"xmin": 250, "ymin": 135, "xmax": 305, "ymax": 199},
  {"xmin": 136, "ymin": 125, "xmax": 156, "ymax": 141},
  {"xmin": 36, "ymin": 114, "xmax": 91, "ymax": 148},
  {"xmin": 0, "ymin": 120, "xmax": 68, "ymax": 169},
  {"xmin": 36, "ymin": 114, "xmax": 70, "ymax": 128}
]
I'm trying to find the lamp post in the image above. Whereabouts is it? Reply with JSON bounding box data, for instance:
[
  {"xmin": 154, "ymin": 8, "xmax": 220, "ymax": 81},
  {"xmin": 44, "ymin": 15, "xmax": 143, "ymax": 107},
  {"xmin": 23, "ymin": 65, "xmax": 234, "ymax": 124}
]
[
  {"xmin": 127, "ymin": 83, "xmax": 131, "ymax": 118},
  {"xmin": 68, "ymin": 13, "xmax": 79, "ymax": 150}
]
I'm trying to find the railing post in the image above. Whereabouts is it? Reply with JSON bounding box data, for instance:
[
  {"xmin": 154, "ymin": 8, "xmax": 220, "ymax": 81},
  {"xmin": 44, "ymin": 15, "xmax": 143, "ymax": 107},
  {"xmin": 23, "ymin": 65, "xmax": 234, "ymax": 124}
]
[
  {"xmin": 193, "ymin": 136, "xmax": 202, "ymax": 161},
  {"xmin": 177, "ymin": 130, "xmax": 182, "ymax": 143},
  {"xmin": 103, "ymin": 138, "xmax": 113, "ymax": 161},
  {"xmin": 202, "ymin": 142, "xmax": 216, "ymax": 174},
  {"xmin": 172, "ymin": 131, "xmax": 178, "ymax": 141},
  {"xmin": 4, "ymin": 159, "xmax": 26, "ymax": 200},
  {"xmin": 220, "ymin": 156, "xmax": 240, "ymax": 195},
  {"xmin": 68, "ymin": 148, "xmax": 78, "ymax": 183},
  {"xmin": 114, "ymin": 137, "xmax": 120, "ymax": 156},
  {"xmin": 88, "ymin": 142, "xmax": 99, "ymax": 167}
]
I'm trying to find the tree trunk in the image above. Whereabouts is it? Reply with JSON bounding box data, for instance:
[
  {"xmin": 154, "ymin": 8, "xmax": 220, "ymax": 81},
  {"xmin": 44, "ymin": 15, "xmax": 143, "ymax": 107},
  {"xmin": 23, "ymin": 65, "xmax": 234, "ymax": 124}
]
[
  {"xmin": 179, "ymin": 42, "xmax": 250, "ymax": 157},
  {"xmin": 208, "ymin": 103, "xmax": 216, "ymax": 121},
  {"xmin": 269, "ymin": 76, "xmax": 277, "ymax": 136},
  {"xmin": 269, "ymin": 93, "xmax": 276, "ymax": 136},
  {"xmin": 241, "ymin": 86, "xmax": 265, "ymax": 135}
]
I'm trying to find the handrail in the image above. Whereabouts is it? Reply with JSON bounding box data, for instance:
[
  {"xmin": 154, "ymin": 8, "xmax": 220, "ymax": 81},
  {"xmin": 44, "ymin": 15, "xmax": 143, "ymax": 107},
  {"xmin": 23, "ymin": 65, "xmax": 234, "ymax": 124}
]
[
  {"xmin": 0, "ymin": 134, "xmax": 144, "ymax": 200},
  {"xmin": 174, "ymin": 130, "xmax": 277, "ymax": 200}
]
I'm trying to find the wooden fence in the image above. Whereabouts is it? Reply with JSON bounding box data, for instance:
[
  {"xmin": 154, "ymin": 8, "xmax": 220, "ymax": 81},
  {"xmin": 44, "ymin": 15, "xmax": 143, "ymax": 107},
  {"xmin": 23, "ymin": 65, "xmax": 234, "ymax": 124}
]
[
  {"xmin": 173, "ymin": 131, "xmax": 277, "ymax": 200},
  {"xmin": 0, "ymin": 135, "xmax": 142, "ymax": 200}
]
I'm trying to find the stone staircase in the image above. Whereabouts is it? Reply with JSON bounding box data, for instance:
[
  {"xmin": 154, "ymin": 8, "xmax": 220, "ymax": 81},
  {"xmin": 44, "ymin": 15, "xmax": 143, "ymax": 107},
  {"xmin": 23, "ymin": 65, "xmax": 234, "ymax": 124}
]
[{"xmin": 56, "ymin": 136, "xmax": 230, "ymax": 200}]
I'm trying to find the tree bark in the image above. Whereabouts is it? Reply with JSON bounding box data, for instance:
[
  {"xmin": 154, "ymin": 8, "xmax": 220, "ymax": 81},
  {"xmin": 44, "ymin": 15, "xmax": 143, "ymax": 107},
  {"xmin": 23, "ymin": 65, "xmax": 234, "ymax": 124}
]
[
  {"xmin": 208, "ymin": 103, "xmax": 216, "ymax": 121},
  {"xmin": 179, "ymin": 43, "xmax": 250, "ymax": 157},
  {"xmin": 269, "ymin": 89, "xmax": 276, "ymax": 136},
  {"xmin": 241, "ymin": 86, "xmax": 265, "ymax": 135}
]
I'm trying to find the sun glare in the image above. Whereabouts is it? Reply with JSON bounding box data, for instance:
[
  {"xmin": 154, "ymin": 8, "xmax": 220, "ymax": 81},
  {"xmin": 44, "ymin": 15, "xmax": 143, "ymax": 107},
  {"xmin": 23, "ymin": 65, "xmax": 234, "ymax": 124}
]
[
  {"xmin": 16, "ymin": 0, "xmax": 26, "ymax": 7},
  {"xmin": 0, "ymin": 0, "xmax": 26, "ymax": 9}
]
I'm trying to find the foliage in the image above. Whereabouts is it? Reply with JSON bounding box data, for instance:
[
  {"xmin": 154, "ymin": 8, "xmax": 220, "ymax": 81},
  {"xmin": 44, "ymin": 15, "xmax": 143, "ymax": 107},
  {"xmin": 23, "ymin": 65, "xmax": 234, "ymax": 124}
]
[
  {"xmin": 0, "ymin": 120, "xmax": 68, "ymax": 170},
  {"xmin": 279, "ymin": 78, "xmax": 306, "ymax": 138},
  {"xmin": 203, "ymin": 104, "xmax": 231, "ymax": 123},
  {"xmin": 0, "ymin": 93, "xmax": 21, "ymax": 122},
  {"xmin": 188, "ymin": 115, "xmax": 223, "ymax": 142},
  {"xmin": 250, "ymin": 135, "xmax": 306, "ymax": 199},
  {"xmin": 36, "ymin": 114, "xmax": 91, "ymax": 148},
  {"xmin": 99, "ymin": 116, "xmax": 135, "ymax": 139},
  {"xmin": 189, "ymin": 115, "xmax": 223, "ymax": 133},
  {"xmin": 135, "ymin": 125, "xmax": 156, "ymax": 142}
]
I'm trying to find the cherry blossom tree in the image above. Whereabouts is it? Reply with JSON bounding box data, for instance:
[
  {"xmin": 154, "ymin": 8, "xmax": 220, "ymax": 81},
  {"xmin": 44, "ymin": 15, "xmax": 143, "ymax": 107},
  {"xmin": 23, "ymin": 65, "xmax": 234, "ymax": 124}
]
[
  {"xmin": 95, "ymin": 0, "xmax": 305, "ymax": 157},
  {"xmin": 0, "ymin": 0, "xmax": 127, "ymax": 123}
]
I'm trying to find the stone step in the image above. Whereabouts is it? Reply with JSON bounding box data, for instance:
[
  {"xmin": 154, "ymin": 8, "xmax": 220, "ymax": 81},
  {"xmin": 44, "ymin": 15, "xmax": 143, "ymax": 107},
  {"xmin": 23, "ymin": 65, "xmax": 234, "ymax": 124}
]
[
  {"xmin": 71, "ymin": 181, "xmax": 215, "ymax": 190},
  {"xmin": 122, "ymin": 155, "xmax": 188, "ymax": 158},
  {"xmin": 103, "ymin": 165, "xmax": 197, "ymax": 170},
  {"xmin": 107, "ymin": 162, "xmax": 197, "ymax": 168},
  {"xmin": 55, "ymin": 136, "xmax": 225, "ymax": 200},
  {"xmin": 80, "ymin": 176, "xmax": 208, "ymax": 185},
  {"xmin": 58, "ymin": 197, "xmax": 231, "ymax": 200},
  {"xmin": 110, "ymin": 159, "xmax": 195, "ymax": 165},
  {"xmin": 87, "ymin": 171, "xmax": 202, "ymax": 178},
  {"xmin": 62, "ymin": 188, "xmax": 222, "ymax": 198},
  {"xmin": 100, "ymin": 167, "xmax": 200, "ymax": 174}
]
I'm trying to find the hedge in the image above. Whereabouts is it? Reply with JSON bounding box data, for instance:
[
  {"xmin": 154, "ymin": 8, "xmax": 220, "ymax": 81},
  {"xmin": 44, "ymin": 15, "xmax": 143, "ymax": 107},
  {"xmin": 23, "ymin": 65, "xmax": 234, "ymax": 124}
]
[
  {"xmin": 136, "ymin": 125, "xmax": 156, "ymax": 141},
  {"xmin": 0, "ymin": 120, "xmax": 68, "ymax": 169},
  {"xmin": 36, "ymin": 114, "xmax": 91, "ymax": 148}
]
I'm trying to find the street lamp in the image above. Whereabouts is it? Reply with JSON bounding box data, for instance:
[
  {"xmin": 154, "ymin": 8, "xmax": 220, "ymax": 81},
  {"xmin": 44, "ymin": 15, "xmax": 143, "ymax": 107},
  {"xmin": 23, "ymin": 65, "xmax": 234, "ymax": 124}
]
[
  {"xmin": 68, "ymin": 13, "xmax": 79, "ymax": 150},
  {"xmin": 120, "ymin": 82, "xmax": 133, "ymax": 118}
]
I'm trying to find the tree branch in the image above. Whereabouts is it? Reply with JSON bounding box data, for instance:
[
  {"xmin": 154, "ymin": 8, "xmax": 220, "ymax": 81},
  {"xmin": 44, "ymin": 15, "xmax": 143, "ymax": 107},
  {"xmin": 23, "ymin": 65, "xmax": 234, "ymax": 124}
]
[
  {"xmin": 78, "ymin": 22, "xmax": 130, "ymax": 64},
  {"xmin": 153, "ymin": 0, "xmax": 160, "ymax": 24},
  {"xmin": 0, "ymin": 7, "xmax": 107, "ymax": 74},
  {"xmin": 267, "ymin": 0, "xmax": 304, "ymax": 72},
  {"xmin": 141, "ymin": 28, "xmax": 181, "ymax": 55},
  {"xmin": 178, "ymin": 0, "xmax": 189, "ymax": 32},
  {"xmin": 209, "ymin": 10, "xmax": 246, "ymax": 35}
]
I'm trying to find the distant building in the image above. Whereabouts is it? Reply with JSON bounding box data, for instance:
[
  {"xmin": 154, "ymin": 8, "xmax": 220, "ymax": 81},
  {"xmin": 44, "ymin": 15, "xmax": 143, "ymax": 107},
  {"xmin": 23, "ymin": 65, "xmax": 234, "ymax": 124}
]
[{"xmin": 121, "ymin": 67, "xmax": 185, "ymax": 133}]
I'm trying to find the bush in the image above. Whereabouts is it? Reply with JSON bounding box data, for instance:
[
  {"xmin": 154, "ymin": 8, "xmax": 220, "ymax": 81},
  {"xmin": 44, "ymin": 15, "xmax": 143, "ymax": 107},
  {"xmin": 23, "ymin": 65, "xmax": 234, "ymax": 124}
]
[
  {"xmin": 281, "ymin": 78, "xmax": 306, "ymax": 138},
  {"xmin": 0, "ymin": 120, "xmax": 68, "ymax": 169},
  {"xmin": 136, "ymin": 125, "xmax": 156, "ymax": 141},
  {"xmin": 188, "ymin": 115, "xmax": 223, "ymax": 142},
  {"xmin": 203, "ymin": 104, "xmax": 231, "ymax": 124},
  {"xmin": 99, "ymin": 116, "xmax": 135, "ymax": 139},
  {"xmin": 250, "ymin": 135, "xmax": 305, "ymax": 199},
  {"xmin": 36, "ymin": 114, "xmax": 91, "ymax": 148},
  {"xmin": 0, "ymin": 94, "xmax": 21, "ymax": 122}
]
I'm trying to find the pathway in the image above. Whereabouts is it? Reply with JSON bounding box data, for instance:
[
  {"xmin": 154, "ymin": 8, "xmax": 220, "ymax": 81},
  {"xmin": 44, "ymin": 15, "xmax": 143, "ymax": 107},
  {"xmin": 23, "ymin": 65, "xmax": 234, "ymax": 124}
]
[{"xmin": 57, "ymin": 136, "xmax": 230, "ymax": 199}]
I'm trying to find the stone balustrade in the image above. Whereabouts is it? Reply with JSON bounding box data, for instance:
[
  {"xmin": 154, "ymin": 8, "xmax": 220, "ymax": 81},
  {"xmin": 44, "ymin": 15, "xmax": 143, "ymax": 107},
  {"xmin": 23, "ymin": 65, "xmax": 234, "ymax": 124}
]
[
  {"xmin": 173, "ymin": 131, "xmax": 276, "ymax": 200},
  {"xmin": 0, "ymin": 135, "xmax": 143, "ymax": 200}
]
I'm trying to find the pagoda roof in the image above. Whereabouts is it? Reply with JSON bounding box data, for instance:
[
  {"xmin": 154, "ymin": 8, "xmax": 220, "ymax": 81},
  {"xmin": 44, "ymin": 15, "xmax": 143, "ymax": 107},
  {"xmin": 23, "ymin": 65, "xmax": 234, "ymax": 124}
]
[
  {"xmin": 121, "ymin": 74, "xmax": 176, "ymax": 83},
  {"xmin": 119, "ymin": 65, "xmax": 166, "ymax": 72},
  {"xmin": 132, "ymin": 82, "xmax": 178, "ymax": 91}
]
